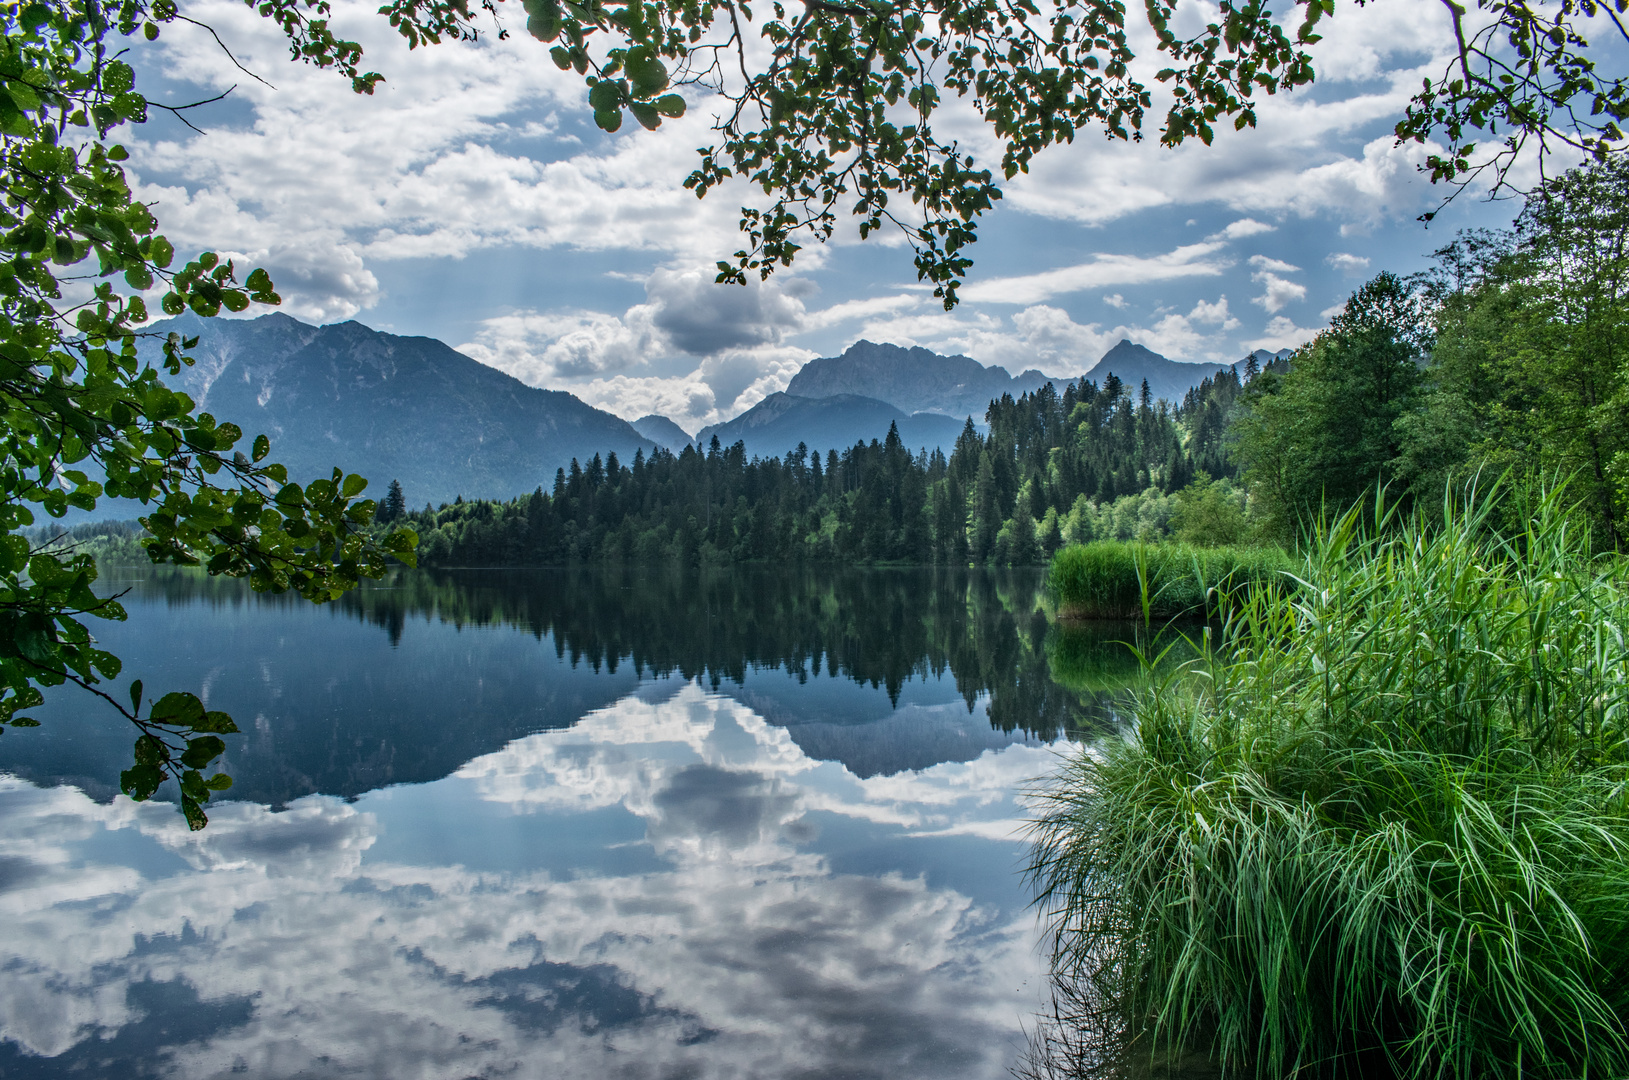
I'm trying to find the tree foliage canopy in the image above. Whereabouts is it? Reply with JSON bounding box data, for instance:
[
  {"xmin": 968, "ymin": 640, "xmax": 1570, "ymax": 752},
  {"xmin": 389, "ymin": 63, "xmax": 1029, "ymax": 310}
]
[
  {"xmin": 1232, "ymin": 156, "xmax": 1629, "ymax": 550},
  {"xmin": 147, "ymin": 0, "xmax": 1629, "ymax": 304},
  {"xmin": 0, "ymin": 0, "xmax": 416, "ymax": 828}
]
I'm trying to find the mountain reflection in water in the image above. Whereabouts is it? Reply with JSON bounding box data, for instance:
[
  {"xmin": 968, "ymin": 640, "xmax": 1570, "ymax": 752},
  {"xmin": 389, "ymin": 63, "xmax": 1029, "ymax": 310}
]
[{"xmin": 0, "ymin": 566, "xmax": 1146, "ymax": 1079}]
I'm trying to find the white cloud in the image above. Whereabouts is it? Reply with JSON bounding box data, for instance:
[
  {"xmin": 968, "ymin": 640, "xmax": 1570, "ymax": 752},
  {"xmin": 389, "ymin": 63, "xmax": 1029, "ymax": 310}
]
[
  {"xmin": 960, "ymin": 242, "xmax": 1230, "ymax": 305},
  {"xmin": 803, "ymin": 294, "xmax": 920, "ymax": 329},
  {"xmin": 460, "ymin": 308, "xmax": 663, "ymax": 382},
  {"xmin": 127, "ymin": 0, "xmax": 754, "ymax": 315},
  {"xmin": 1187, "ymin": 296, "xmax": 1241, "ymax": 330},
  {"xmin": 112, "ymin": 0, "xmax": 1504, "ymax": 431},
  {"xmin": 1327, "ymin": 252, "xmax": 1372, "ymax": 274},
  {"xmin": 1248, "ymin": 315, "xmax": 1322, "ymax": 352},
  {"xmin": 1211, "ymin": 218, "xmax": 1276, "ymax": 241},
  {"xmin": 996, "ymin": 0, "xmax": 1467, "ymax": 231},
  {"xmin": 455, "ymin": 266, "xmax": 821, "ymax": 427},
  {"xmin": 849, "ymin": 294, "xmax": 1249, "ymax": 370},
  {"xmin": 0, "ymin": 685, "xmax": 1054, "ymax": 1078},
  {"xmin": 1248, "ymin": 254, "xmax": 1301, "ymax": 273},
  {"xmin": 1252, "ymin": 272, "xmax": 1308, "ymax": 313}
]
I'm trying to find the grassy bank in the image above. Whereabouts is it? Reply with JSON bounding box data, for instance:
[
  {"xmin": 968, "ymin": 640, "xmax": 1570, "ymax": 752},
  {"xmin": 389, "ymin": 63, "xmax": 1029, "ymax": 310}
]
[
  {"xmin": 1027, "ymin": 486, "xmax": 1629, "ymax": 1080},
  {"xmin": 1046, "ymin": 541, "xmax": 1295, "ymax": 621}
]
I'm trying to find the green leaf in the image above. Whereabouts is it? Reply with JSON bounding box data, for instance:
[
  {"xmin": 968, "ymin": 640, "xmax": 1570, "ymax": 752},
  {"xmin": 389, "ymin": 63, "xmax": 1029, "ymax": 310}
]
[
  {"xmin": 194, "ymin": 710, "xmax": 240, "ymax": 734},
  {"xmin": 588, "ymin": 80, "xmax": 621, "ymax": 111},
  {"xmin": 625, "ymin": 47, "xmax": 669, "ymax": 97},
  {"xmin": 522, "ymin": 0, "xmax": 562, "ymax": 40},
  {"xmin": 7, "ymin": 81, "xmax": 41, "ymax": 112},
  {"xmin": 594, "ymin": 108, "xmax": 623, "ymax": 132},
  {"xmin": 150, "ymin": 691, "xmax": 205, "ymax": 727},
  {"xmin": 129, "ymin": 679, "xmax": 143, "ymax": 712},
  {"xmin": 630, "ymin": 102, "xmax": 660, "ymax": 130},
  {"xmin": 654, "ymin": 93, "xmax": 686, "ymax": 118},
  {"xmin": 180, "ymin": 734, "xmax": 225, "ymax": 769},
  {"xmin": 253, "ymin": 434, "xmax": 270, "ymax": 462},
  {"xmin": 121, "ymin": 763, "xmax": 164, "ymax": 802}
]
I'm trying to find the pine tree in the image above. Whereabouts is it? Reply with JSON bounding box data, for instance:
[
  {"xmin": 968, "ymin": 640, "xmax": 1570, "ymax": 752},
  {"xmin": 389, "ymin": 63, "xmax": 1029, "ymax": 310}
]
[
  {"xmin": 381, "ymin": 479, "xmax": 407, "ymax": 524},
  {"xmin": 969, "ymin": 451, "xmax": 1000, "ymax": 563}
]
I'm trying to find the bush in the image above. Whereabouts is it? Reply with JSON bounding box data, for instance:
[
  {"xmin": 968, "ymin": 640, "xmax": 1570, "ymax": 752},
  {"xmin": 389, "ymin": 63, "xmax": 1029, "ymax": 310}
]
[
  {"xmin": 1046, "ymin": 540, "xmax": 1294, "ymax": 620},
  {"xmin": 1027, "ymin": 483, "xmax": 1629, "ymax": 1080}
]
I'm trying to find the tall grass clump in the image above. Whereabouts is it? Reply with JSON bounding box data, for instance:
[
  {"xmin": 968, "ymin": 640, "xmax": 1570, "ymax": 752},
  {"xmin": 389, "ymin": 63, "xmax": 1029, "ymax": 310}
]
[
  {"xmin": 1027, "ymin": 482, "xmax": 1629, "ymax": 1080},
  {"xmin": 1048, "ymin": 541, "xmax": 1295, "ymax": 621}
]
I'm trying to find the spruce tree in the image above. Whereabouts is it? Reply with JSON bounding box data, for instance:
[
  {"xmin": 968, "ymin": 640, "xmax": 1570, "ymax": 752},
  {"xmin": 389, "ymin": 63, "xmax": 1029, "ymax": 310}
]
[{"xmin": 381, "ymin": 480, "xmax": 407, "ymax": 524}]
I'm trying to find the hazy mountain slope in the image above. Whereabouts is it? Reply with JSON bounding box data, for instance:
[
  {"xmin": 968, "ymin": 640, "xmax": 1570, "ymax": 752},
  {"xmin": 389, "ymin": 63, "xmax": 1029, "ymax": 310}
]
[
  {"xmin": 696, "ymin": 393, "xmax": 965, "ymax": 458},
  {"xmin": 142, "ymin": 313, "xmax": 655, "ymax": 507},
  {"xmin": 1085, "ymin": 340, "xmax": 1231, "ymax": 404},
  {"xmin": 632, "ymin": 414, "xmax": 695, "ymax": 451},
  {"xmin": 786, "ymin": 340, "xmax": 1053, "ymax": 418},
  {"xmin": 1247, "ymin": 347, "xmax": 1296, "ymax": 368}
]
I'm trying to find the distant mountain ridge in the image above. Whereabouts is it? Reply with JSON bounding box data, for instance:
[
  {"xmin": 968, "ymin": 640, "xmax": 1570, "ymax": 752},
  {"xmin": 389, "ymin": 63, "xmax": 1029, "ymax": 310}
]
[
  {"xmin": 1084, "ymin": 340, "xmax": 1232, "ymax": 405},
  {"xmin": 631, "ymin": 414, "xmax": 695, "ymax": 452},
  {"xmin": 786, "ymin": 340, "xmax": 1051, "ymax": 418},
  {"xmin": 134, "ymin": 315, "xmax": 1243, "ymax": 513},
  {"xmin": 695, "ymin": 393, "xmax": 968, "ymax": 458},
  {"xmin": 142, "ymin": 313, "xmax": 654, "ymax": 507}
]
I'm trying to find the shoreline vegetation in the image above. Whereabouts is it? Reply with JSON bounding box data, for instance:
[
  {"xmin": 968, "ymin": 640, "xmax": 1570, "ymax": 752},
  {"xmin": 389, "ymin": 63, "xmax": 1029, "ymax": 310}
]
[
  {"xmin": 1026, "ymin": 484, "xmax": 1629, "ymax": 1079},
  {"xmin": 1046, "ymin": 542, "xmax": 1294, "ymax": 621}
]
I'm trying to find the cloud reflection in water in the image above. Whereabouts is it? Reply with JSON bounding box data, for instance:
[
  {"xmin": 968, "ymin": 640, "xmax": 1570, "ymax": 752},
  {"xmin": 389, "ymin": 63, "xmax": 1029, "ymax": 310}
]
[{"xmin": 0, "ymin": 682, "xmax": 1056, "ymax": 1078}]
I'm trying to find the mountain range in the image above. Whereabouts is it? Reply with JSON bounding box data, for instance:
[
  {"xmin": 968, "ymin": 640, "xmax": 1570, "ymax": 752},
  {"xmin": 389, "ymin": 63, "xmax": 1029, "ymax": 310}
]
[
  {"xmin": 1085, "ymin": 340, "xmax": 1232, "ymax": 404},
  {"xmin": 140, "ymin": 313, "xmax": 654, "ymax": 508},
  {"xmin": 784, "ymin": 340, "xmax": 1053, "ymax": 418},
  {"xmin": 690, "ymin": 339, "xmax": 1236, "ymax": 459},
  {"xmin": 116, "ymin": 314, "xmax": 1246, "ymax": 511},
  {"xmin": 631, "ymin": 413, "xmax": 696, "ymax": 452},
  {"xmin": 694, "ymin": 394, "xmax": 968, "ymax": 459}
]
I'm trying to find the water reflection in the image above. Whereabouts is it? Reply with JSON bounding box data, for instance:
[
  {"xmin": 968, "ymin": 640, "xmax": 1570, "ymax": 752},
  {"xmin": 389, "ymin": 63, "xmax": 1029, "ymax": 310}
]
[
  {"xmin": 1, "ymin": 684, "xmax": 1053, "ymax": 1078},
  {"xmin": 3, "ymin": 566, "xmax": 1138, "ymax": 805},
  {"xmin": 0, "ymin": 566, "xmax": 1168, "ymax": 1077}
]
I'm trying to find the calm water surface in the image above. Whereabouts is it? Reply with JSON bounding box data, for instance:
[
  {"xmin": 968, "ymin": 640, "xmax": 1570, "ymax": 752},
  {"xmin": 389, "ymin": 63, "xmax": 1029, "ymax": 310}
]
[{"xmin": 0, "ymin": 567, "xmax": 1139, "ymax": 1079}]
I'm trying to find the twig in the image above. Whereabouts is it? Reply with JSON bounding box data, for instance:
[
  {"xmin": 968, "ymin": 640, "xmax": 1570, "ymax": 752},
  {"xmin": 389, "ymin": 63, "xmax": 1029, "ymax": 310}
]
[
  {"xmin": 171, "ymin": 13, "xmax": 278, "ymax": 89},
  {"xmin": 149, "ymin": 86, "xmax": 239, "ymax": 135}
]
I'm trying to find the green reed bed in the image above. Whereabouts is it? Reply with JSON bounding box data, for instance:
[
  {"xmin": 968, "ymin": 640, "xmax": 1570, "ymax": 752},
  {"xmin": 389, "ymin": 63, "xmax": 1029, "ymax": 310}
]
[
  {"xmin": 1027, "ymin": 485, "xmax": 1629, "ymax": 1080},
  {"xmin": 1047, "ymin": 541, "xmax": 1295, "ymax": 621}
]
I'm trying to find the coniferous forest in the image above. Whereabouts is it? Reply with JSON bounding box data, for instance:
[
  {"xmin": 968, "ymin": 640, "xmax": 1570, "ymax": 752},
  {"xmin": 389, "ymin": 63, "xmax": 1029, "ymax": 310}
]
[
  {"xmin": 398, "ymin": 367, "xmax": 1248, "ymax": 567},
  {"xmin": 395, "ymin": 157, "xmax": 1629, "ymax": 566}
]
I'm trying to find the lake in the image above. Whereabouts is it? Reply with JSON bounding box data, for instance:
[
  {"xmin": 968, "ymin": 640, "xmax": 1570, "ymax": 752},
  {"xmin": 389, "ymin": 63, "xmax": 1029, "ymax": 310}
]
[{"xmin": 0, "ymin": 566, "xmax": 1142, "ymax": 1079}]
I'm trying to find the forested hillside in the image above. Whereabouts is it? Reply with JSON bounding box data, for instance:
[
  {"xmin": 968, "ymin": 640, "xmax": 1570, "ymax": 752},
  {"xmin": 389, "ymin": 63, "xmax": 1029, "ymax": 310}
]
[
  {"xmin": 403, "ymin": 367, "xmax": 1246, "ymax": 565},
  {"xmin": 385, "ymin": 157, "xmax": 1629, "ymax": 566}
]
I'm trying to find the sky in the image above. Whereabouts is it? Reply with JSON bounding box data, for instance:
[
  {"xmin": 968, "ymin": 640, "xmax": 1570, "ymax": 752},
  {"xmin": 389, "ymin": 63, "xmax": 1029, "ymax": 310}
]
[{"xmin": 120, "ymin": 0, "xmax": 1533, "ymax": 435}]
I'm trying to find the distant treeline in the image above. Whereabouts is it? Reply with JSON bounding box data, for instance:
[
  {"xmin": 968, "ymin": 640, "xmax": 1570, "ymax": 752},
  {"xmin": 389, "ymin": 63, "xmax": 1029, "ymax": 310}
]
[{"xmin": 395, "ymin": 367, "xmax": 1248, "ymax": 567}]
